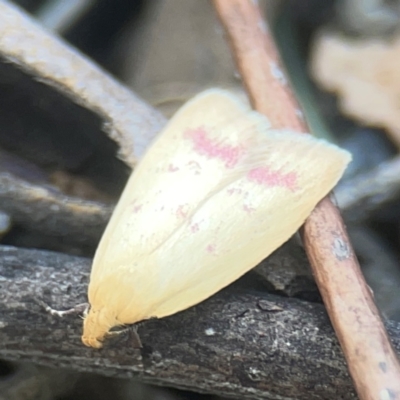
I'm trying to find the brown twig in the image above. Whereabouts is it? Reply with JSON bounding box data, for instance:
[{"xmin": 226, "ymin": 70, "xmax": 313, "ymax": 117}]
[
  {"xmin": 212, "ymin": 1, "xmax": 400, "ymax": 399},
  {"xmin": 0, "ymin": 0, "xmax": 166, "ymax": 166}
]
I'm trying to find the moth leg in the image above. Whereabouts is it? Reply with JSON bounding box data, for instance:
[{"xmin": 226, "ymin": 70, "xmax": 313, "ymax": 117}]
[
  {"xmin": 35, "ymin": 299, "xmax": 89, "ymax": 318},
  {"xmin": 106, "ymin": 326, "xmax": 143, "ymax": 348}
]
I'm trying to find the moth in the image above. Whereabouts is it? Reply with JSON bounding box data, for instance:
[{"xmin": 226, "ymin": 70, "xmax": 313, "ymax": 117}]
[{"xmin": 82, "ymin": 89, "xmax": 351, "ymax": 348}]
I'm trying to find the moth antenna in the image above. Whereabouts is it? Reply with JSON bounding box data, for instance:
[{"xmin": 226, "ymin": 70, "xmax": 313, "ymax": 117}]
[
  {"xmin": 82, "ymin": 305, "xmax": 89, "ymax": 318},
  {"xmin": 106, "ymin": 327, "xmax": 129, "ymax": 337},
  {"xmin": 106, "ymin": 325, "xmax": 143, "ymax": 348},
  {"xmin": 35, "ymin": 298, "xmax": 88, "ymax": 318}
]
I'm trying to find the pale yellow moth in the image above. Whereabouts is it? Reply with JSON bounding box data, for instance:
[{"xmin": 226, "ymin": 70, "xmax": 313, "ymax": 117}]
[{"xmin": 82, "ymin": 89, "xmax": 351, "ymax": 348}]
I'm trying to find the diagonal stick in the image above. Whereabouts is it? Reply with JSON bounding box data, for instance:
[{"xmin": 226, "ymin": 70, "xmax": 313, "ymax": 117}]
[{"xmin": 212, "ymin": 1, "xmax": 400, "ymax": 399}]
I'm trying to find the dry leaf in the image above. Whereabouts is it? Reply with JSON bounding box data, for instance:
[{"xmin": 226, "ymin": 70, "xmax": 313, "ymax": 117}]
[{"xmin": 311, "ymin": 31, "xmax": 400, "ymax": 147}]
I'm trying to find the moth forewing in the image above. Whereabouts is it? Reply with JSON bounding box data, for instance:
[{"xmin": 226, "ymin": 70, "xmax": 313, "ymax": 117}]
[{"xmin": 82, "ymin": 89, "xmax": 351, "ymax": 348}]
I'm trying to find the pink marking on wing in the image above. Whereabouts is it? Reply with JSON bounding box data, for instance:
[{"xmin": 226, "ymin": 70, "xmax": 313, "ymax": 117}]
[
  {"xmin": 243, "ymin": 204, "xmax": 255, "ymax": 214},
  {"xmin": 190, "ymin": 223, "xmax": 200, "ymax": 233},
  {"xmin": 133, "ymin": 204, "xmax": 142, "ymax": 213},
  {"xmin": 176, "ymin": 204, "xmax": 189, "ymax": 219},
  {"xmin": 206, "ymin": 244, "xmax": 216, "ymax": 254},
  {"xmin": 185, "ymin": 127, "xmax": 242, "ymax": 168},
  {"xmin": 247, "ymin": 166, "xmax": 298, "ymax": 191},
  {"xmin": 168, "ymin": 163, "xmax": 179, "ymax": 172},
  {"xmin": 227, "ymin": 187, "xmax": 243, "ymax": 196}
]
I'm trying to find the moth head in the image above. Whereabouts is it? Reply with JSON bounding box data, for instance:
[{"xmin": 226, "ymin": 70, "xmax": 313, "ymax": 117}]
[{"xmin": 81, "ymin": 305, "xmax": 119, "ymax": 348}]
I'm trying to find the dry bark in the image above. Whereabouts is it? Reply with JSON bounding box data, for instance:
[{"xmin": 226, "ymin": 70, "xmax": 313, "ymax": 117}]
[{"xmin": 3, "ymin": 244, "xmax": 399, "ymax": 400}]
